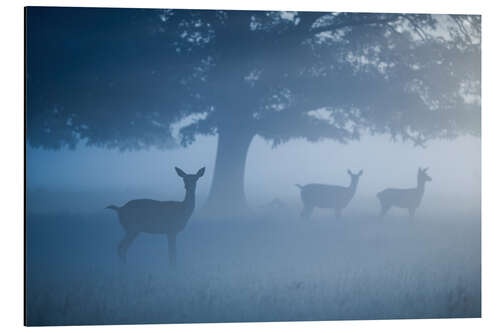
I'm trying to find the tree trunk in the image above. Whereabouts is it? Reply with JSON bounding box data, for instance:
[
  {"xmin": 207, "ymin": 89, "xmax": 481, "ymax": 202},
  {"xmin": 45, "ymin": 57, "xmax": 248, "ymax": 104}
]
[{"xmin": 204, "ymin": 126, "xmax": 255, "ymax": 217}]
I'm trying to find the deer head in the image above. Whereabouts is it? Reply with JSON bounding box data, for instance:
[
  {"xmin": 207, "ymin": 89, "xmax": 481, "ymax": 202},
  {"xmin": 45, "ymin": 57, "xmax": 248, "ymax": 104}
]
[
  {"xmin": 175, "ymin": 167, "xmax": 205, "ymax": 191},
  {"xmin": 418, "ymin": 167, "xmax": 432, "ymax": 184},
  {"xmin": 347, "ymin": 169, "xmax": 363, "ymax": 188}
]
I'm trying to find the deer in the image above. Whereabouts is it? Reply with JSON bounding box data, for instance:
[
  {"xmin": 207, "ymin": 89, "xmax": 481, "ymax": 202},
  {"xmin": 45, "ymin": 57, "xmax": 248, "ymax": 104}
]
[
  {"xmin": 376, "ymin": 167, "xmax": 431, "ymax": 220},
  {"xmin": 296, "ymin": 169, "xmax": 363, "ymax": 220},
  {"xmin": 106, "ymin": 167, "xmax": 205, "ymax": 266}
]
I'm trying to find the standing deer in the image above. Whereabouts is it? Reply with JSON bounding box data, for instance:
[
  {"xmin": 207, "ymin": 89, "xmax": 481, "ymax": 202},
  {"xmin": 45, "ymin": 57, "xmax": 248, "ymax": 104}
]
[
  {"xmin": 377, "ymin": 167, "xmax": 431, "ymax": 220},
  {"xmin": 106, "ymin": 167, "xmax": 205, "ymax": 266},
  {"xmin": 296, "ymin": 169, "xmax": 363, "ymax": 219}
]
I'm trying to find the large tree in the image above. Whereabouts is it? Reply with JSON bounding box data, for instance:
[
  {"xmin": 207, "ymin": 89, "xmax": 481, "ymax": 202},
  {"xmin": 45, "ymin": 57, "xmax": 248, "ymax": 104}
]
[{"xmin": 26, "ymin": 8, "xmax": 480, "ymax": 214}]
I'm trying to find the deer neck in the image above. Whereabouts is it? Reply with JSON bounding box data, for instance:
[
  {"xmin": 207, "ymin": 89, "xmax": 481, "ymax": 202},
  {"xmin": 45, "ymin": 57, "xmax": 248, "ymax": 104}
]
[
  {"xmin": 183, "ymin": 187, "xmax": 196, "ymax": 213},
  {"xmin": 348, "ymin": 180, "xmax": 358, "ymax": 197},
  {"xmin": 416, "ymin": 180, "xmax": 426, "ymax": 197},
  {"xmin": 350, "ymin": 180, "xmax": 358, "ymax": 191}
]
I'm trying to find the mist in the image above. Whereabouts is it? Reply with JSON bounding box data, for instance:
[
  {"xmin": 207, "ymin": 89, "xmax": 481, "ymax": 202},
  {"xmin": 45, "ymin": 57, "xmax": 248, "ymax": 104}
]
[
  {"xmin": 25, "ymin": 7, "xmax": 481, "ymax": 326},
  {"xmin": 26, "ymin": 134, "xmax": 481, "ymax": 325},
  {"xmin": 27, "ymin": 133, "xmax": 480, "ymax": 215}
]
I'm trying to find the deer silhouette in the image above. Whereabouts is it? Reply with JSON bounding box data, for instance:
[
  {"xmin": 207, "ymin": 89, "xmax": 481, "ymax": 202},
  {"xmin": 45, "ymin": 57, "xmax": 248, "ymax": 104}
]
[
  {"xmin": 106, "ymin": 167, "xmax": 205, "ymax": 266},
  {"xmin": 377, "ymin": 167, "xmax": 431, "ymax": 220},
  {"xmin": 296, "ymin": 169, "xmax": 363, "ymax": 219}
]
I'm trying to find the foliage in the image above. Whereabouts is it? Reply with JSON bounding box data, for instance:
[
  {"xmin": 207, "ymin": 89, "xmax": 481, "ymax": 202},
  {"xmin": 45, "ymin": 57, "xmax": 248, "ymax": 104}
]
[{"xmin": 26, "ymin": 8, "xmax": 480, "ymax": 150}]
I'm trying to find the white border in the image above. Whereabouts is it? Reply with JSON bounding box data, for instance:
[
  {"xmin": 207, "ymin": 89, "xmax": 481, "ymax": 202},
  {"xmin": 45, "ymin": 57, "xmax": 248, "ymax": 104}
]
[{"xmin": 2, "ymin": 1, "xmax": 499, "ymax": 332}]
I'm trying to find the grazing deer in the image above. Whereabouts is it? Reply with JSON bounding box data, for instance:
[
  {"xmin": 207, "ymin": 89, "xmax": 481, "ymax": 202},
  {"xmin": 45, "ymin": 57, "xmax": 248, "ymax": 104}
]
[
  {"xmin": 296, "ymin": 169, "xmax": 363, "ymax": 219},
  {"xmin": 377, "ymin": 167, "xmax": 431, "ymax": 220},
  {"xmin": 106, "ymin": 167, "xmax": 205, "ymax": 265}
]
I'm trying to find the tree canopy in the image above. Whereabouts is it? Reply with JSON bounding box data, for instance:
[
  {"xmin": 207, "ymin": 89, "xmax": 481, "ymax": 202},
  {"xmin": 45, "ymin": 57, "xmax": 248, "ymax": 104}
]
[{"xmin": 27, "ymin": 8, "xmax": 480, "ymax": 149}]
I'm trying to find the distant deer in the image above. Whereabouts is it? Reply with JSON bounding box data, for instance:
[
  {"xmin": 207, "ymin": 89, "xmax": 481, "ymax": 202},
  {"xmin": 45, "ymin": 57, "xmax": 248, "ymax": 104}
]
[
  {"xmin": 377, "ymin": 167, "xmax": 431, "ymax": 220},
  {"xmin": 296, "ymin": 169, "xmax": 363, "ymax": 219},
  {"xmin": 106, "ymin": 167, "xmax": 205, "ymax": 266}
]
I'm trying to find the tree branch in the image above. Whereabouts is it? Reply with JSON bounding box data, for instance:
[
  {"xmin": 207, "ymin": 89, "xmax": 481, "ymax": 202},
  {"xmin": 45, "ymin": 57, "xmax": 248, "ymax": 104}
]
[{"xmin": 310, "ymin": 14, "xmax": 402, "ymax": 35}]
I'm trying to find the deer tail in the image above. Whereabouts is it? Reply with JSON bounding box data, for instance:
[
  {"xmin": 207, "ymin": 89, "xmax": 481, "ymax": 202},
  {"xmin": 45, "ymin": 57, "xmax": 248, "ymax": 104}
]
[
  {"xmin": 295, "ymin": 184, "xmax": 304, "ymax": 190},
  {"xmin": 106, "ymin": 205, "xmax": 120, "ymax": 211}
]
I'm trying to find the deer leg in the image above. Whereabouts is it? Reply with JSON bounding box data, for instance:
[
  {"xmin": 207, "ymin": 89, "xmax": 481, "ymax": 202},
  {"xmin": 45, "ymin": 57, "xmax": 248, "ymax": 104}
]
[
  {"xmin": 379, "ymin": 204, "xmax": 390, "ymax": 218},
  {"xmin": 117, "ymin": 231, "xmax": 138, "ymax": 263},
  {"xmin": 300, "ymin": 205, "xmax": 313, "ymax": 219},
  {"xmin": 167, "ymin": 233, "xmax": 177, "ymax": 267}
]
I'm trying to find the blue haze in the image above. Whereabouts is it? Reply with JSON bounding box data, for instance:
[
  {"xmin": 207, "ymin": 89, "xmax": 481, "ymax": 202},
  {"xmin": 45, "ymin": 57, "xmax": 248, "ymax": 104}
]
[
  {"xmin": 26, "ymin": 134, "xmax": 481, "ymax": 325},
  {"xmin": 25, "ymin": 7, "xmax": 481, "ymax": 326}
]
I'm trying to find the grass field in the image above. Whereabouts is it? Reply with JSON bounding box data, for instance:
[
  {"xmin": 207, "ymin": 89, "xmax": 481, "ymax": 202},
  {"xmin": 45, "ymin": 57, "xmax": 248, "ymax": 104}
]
[{"xmin": 25, "ymin": 199, "xmax": 480, "ymax": 325}]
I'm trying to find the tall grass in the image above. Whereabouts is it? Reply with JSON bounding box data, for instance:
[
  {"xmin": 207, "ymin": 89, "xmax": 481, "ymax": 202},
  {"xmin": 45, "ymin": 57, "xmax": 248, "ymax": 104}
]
[{"xmin": 25, "ymin": 206, "xmax": 480, "ymax": 325}]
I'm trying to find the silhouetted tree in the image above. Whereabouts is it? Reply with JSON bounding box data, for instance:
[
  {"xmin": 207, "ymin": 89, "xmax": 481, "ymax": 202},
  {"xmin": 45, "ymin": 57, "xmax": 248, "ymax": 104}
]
[{"xmin": 26, "ymin": 8, "xmax": 480, "ymax": 214}]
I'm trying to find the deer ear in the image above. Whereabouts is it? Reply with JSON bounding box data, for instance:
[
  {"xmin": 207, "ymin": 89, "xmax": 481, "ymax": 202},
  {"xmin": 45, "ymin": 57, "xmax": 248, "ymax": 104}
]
[
  {"xmin": 196, "ymin": 167, "xmax": 206, "ymax": 178},
  {"xmin": 175, "ymin": 167, "xmax": 187, "ymax": 178},
  {"xmin": 358, "ymin": 170, "xmax": 363, "ymax": 176},
  {"xmin": 423, "ymin": 167, "xmax": 429, "ymax": 172},
  {"xmin": 347, "ymin": 169, "xmax": 353, "ymax": 176}
]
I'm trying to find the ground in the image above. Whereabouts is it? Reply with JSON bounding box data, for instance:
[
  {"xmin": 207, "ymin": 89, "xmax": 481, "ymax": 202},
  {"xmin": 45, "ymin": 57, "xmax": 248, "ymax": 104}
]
[{"xmin": 25, "ymin": 199, "xmax": 480, "ymax": 325}]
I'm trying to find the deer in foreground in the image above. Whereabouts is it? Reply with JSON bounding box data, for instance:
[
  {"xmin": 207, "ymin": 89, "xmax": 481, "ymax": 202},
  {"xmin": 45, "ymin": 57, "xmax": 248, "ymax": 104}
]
[
  {"xmin": 106, "ymin": 167, "xmax": 205, "ymax": 266},
  {"xmin": 296, "ymin": 169, "xmax": 363, "ymax": 219},
  {"xmin": 377, "ymin": 167, "xmax": 431, "ymax": 220}
]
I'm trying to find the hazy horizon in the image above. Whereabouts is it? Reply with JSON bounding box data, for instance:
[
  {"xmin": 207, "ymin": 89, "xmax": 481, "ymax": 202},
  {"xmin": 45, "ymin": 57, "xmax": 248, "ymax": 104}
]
[{"xmin": 27, "ymin": 132, "xmax": 480, "ymax": 215}]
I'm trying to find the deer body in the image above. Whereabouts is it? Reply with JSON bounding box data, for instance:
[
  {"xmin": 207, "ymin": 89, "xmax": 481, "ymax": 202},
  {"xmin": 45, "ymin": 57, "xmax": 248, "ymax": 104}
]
[
  {"xmin": 377, "ymin": 167, "xmax": 431, "ymax": 219},
  {"xmin": 377, "ymin": 187, "xmax": 425, "ymax": 210},
  {"xmin": 297, "ymin": 169, "xmax": 363, "ymax": 219},
  {"xmin": 107, "ymin": 167, "xmax": 205, "ymax": 265},
  {"xmin": 116, "ymin": 197, "xmax": 194, "ymax": 235}
]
